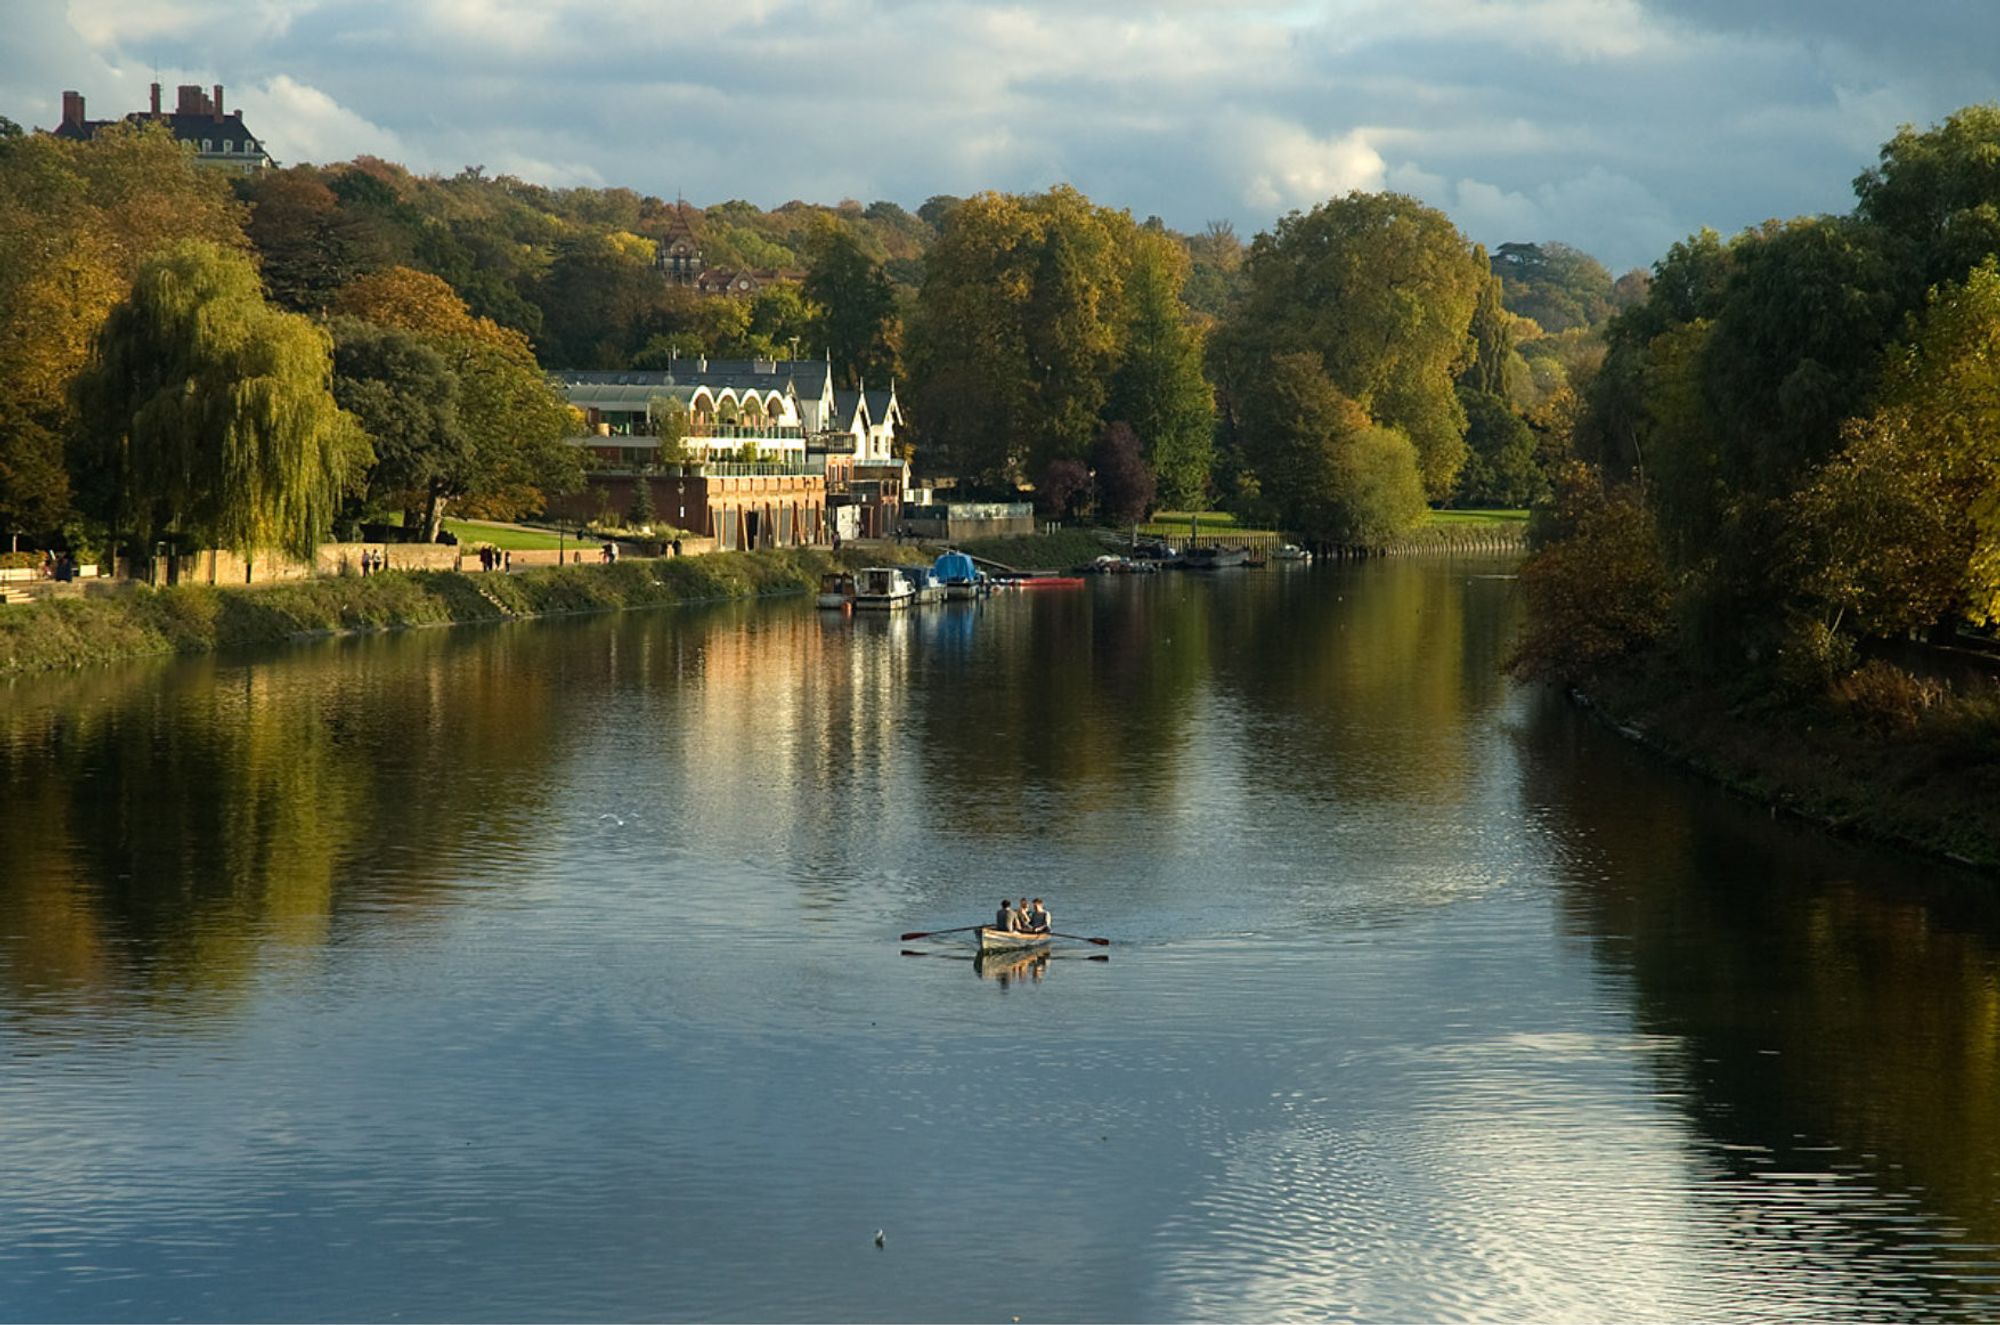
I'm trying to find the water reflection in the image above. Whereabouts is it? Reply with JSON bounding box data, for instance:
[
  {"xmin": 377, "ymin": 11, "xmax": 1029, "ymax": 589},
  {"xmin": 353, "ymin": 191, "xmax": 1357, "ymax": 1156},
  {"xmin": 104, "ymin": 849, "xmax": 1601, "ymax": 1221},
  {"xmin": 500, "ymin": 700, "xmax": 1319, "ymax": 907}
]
[
  {"xmin": 3, "ymin": 563, "xmax": 1999, "ymax": 1321},
  {"xmin": 1519, "ymin": 692, "xmax": 2000, "ymax": 1316}
]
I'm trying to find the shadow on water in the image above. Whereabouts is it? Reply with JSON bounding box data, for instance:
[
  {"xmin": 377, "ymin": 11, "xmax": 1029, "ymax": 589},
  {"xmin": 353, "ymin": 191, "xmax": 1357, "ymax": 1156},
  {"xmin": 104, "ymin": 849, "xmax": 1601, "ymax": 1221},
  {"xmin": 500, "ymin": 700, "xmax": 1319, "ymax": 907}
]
[{"xmin": 1517, "ymin": 686, "xmax": 2000, "ymax": 1316}]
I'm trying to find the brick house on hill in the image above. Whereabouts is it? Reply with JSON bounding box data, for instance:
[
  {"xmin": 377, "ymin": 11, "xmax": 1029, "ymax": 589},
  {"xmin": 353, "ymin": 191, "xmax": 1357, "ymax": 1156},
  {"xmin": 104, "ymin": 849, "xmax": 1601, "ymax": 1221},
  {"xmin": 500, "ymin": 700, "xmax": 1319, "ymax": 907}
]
[
  {"xmin": 651, "ymin": 199, "xmax": 802, "ymax": 296},
  {"xmin": 50, "ymin": 83, "xmax": 272, "ymax": 172}
]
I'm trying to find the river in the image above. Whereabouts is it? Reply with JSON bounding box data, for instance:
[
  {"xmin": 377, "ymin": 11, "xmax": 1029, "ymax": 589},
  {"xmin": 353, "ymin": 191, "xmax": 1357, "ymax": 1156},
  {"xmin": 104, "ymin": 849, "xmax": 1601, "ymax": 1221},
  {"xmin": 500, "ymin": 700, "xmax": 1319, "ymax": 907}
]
[{"xmin": 1, "ymin": 558, "xmax": 1997, "ymax": 1322}]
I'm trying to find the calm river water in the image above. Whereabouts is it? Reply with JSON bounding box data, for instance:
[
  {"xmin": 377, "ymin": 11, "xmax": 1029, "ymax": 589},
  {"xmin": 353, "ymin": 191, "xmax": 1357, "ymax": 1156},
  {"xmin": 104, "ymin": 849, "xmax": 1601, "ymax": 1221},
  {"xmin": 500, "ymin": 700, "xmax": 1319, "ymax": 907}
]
[{"xmin": 3, "ymin": 558, "xmax": 1998, "ymax": 1322}]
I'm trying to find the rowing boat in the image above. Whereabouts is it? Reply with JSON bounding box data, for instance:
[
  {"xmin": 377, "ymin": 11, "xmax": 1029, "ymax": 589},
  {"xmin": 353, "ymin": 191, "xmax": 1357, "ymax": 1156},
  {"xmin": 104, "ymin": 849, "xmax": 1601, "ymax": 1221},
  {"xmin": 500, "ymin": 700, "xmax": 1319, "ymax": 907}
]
[{"xmin": 977, "ymin": 926, "xmax": 1053, "ymax": 954}]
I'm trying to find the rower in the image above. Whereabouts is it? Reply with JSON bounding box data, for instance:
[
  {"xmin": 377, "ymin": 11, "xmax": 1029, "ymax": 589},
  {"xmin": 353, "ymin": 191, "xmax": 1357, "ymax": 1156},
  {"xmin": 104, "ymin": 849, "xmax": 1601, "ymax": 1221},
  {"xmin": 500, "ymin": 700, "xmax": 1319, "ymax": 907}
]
[
  {"xmin": 995, "ymin": 898, "xmax": 1017, "ymax": 932},
  {"xmin": 1026, "ymin": 898, "xmax": 1050, "ymax": 933}
]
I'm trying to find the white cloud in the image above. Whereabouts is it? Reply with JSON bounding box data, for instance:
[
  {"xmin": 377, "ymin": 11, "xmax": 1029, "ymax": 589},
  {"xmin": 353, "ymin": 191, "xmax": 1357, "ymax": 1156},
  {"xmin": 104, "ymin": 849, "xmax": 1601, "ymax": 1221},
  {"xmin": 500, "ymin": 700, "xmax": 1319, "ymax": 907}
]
[
  {"xmin": 1240, "ymin": 120, "xmax": 1386, "ymax": 212},
  {"xmin": 251, "ymin": 73, "xmax": 403, "ymax": 164}
]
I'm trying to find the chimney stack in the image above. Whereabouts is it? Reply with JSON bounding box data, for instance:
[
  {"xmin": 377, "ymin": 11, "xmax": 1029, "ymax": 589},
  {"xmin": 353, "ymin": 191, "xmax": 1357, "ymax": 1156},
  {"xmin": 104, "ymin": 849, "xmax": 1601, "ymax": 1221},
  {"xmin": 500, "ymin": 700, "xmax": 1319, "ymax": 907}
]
[
  {"xmin": 61, "ymin": 90, "xmax": 83, "ymax": 128},
  {"xmin": 212, "ymin": 84, "xmax": 224, "ymax": 120},
  {"xmin": 177, "ymin": 84, "xmax": 201, "ymax": 116},
  {"xmin": 150, "ymin": 82, "xmax": 161, "ymax": 115}
]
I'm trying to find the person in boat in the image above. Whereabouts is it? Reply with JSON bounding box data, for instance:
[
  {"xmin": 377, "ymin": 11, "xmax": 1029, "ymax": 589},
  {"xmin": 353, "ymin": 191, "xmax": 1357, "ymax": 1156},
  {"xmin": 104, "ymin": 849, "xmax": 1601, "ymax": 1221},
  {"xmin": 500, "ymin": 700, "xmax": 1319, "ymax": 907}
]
[
  {"xmin": 995, "ymin": 899, "xmax": 1017, "ymax": 932},
  {"xmin": 1025, "ymin": 899, "xmax": 1050, "ymax": 933}
]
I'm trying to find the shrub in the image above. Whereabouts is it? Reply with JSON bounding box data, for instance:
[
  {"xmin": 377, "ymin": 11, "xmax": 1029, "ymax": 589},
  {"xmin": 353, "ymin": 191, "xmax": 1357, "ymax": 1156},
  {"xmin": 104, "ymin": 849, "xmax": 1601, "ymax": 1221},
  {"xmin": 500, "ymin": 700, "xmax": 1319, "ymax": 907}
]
[{"xmin": 1830, "ymin": 659, "xmax": 1947, "ymax": 734}]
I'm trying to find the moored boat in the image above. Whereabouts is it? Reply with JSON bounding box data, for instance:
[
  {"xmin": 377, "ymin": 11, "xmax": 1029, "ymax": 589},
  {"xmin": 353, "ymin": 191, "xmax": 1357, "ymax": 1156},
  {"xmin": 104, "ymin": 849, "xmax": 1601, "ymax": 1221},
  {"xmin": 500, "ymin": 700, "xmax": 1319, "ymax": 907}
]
[
  {"xmin": 853, "ymin": 566, "xmax": 916, "ymax": 610},
  {"xmin": 932, "ymin": 550, "xmax": 990, "ymax": 600},
  {"xmin": 978, "ymin": 926, "xmax": 1053, "ymax": 953},
  {"xmin": 1183, "ymin": 545, "xmax": 1249, "ymax": 570},
  {"xmin": 1274, "ymin": 543, "xmax": 1312, "ymax": 563},
  {"xmin": 816, "ymin": 571, "xmax": 855, "ymax": 609}
]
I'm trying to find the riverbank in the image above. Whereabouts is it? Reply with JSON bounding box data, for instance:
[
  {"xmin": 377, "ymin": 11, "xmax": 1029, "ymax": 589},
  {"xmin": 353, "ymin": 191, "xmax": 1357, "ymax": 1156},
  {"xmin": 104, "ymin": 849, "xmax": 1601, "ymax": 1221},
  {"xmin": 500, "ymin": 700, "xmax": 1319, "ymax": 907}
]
[
  {"xmin": 0, "ymin": 546, "xmax": 923, "ymax": 676},
  {"xmin": 1571, "ymin": 660, "xmax": 2000, "ymax": 873},
  {"xmin": 955, "ymin": 530, "xmax": 1109, "ymax": 570}
]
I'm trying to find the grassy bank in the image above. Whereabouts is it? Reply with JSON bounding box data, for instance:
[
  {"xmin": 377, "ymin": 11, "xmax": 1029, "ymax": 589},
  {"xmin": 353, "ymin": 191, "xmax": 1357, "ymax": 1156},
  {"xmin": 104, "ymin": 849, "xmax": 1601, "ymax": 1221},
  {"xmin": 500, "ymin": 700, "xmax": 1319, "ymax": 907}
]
[
  {"xmin": 0, "ymin": 547, "xmax": 918, "ymax": 676},
  {"xmin": 1579, "ymin": 660, "xmax": 2000, "ymax": 871},
  {"xmin": 954, "ymin": 529, "xmax": 1111, "ymax": 570}
]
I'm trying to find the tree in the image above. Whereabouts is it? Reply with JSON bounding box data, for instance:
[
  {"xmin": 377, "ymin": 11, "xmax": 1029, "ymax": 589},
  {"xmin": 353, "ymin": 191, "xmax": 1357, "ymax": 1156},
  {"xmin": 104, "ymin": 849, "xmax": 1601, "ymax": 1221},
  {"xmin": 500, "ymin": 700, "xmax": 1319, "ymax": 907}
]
[
  {"xmin": 1037, "ymin": 457, "xmax": 1090, "ymax": 519},
  {"xmin": 1107, "ymin": 231, "xmax": 1215, "ymax": 509},
  {"xmin": 1213, "ymin": 192, "xmax": 1485, "ymax": 499},
  {"xmin": 1454, "ymin": 387, "xmax": 1543, "ymax": 507},
  {"xmin": 1796, "ymin": 259, "xmax": 2000, "ymax": 632},
  {"xmin": 1854, "ymin": 104, "xmax": 2000, "ymax": 289},
  {"xmin": 74, "ymin": 241, "xmax": 370, "ymax": 560},
  {"xmin": 1092, "ymin": 422, "xmax": 1157, "ymax": 526},
  {"xmin": 0, "ymin": 122, "xmax": 249, "ymax": 542},
  {"xmin": 332, "ymin": 267, "xmax": 580, "ymax": 535},
  {"xmin": 1511, "ymin": 463, "xmax": 1672, "ymax": 682},
  {"xmin": 1236, "ymin": 352, "xmax": 1426, "ymax": 545},
  {"xmin": 240, "ymin": 168, "xmax": 392, "ymax": 311},
  {"xmin": 629, "ymin": 471, "xmax": 657, "ymax": 529},
  {"xmin": 907, "ymin": 187, "xmax": 1135, "ymax": 487},
  {"xmin": 804, "ymin": 222, "xmax": 899, "ymax": 388},
  {"xmin": 1491, "ymin": 241, "xmax": 1619, "ymax": 333},
  {"xmin": 328, "ymin": 317, "xmax": 464, "ymax": 524}
]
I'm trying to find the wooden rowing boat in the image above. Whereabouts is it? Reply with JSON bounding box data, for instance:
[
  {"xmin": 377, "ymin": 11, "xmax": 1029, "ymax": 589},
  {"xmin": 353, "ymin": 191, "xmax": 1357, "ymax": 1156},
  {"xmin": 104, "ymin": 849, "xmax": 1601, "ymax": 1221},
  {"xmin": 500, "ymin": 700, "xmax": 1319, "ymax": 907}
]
[{"xmin": 978, "ymin": 926, "xmax": 1053, "ymax": 953}]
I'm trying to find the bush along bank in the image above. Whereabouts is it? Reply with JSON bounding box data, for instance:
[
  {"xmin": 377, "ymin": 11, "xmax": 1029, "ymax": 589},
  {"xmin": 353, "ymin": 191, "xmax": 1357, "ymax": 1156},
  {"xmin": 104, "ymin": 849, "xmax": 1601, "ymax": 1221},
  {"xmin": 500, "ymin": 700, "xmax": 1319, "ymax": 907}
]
[{"xmin": 0, "ymin": 547, "xmax": 923, "ymax": 676}]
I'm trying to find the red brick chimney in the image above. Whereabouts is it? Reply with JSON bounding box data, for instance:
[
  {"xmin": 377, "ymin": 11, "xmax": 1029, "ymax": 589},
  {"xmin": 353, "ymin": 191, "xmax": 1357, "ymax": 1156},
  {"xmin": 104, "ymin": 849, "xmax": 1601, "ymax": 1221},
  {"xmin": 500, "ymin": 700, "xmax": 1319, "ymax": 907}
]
[
  {"xmin": 177, "ymin": 84, "xmax": 202, "ymax": 116},
  {"xmin": 212, "ymin": 84, "xmax": 224, "ymax": 120},
  {"xmin": 61, "ymin": 90, "xmax": 83, "ymax": 128},
  {"xmin": 150, "ymin": 82, "xmax": 161, "ymax": 116}
]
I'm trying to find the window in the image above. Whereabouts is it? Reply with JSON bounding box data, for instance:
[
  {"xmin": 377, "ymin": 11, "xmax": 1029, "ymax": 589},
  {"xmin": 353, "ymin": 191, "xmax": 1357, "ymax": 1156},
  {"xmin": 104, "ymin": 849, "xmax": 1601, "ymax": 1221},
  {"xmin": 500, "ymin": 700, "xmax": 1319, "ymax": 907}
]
[
  {"xmin": 223, "ymin": 140, "xmax": 233, "ymax": 152},
  {"xmin": 201, "ymin": 139, "xmax": 212, "ymax": 152}
]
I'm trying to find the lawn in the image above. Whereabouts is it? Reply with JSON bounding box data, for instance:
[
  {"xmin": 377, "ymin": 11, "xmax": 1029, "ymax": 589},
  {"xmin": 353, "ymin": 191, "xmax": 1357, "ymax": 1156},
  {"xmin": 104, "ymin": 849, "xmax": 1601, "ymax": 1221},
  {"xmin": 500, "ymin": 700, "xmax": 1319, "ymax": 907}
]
[
  {"xmin": 440, "ymin": 520, "xmax": 573, "ymax": 550},
  {"xmin": 1428, "ymin": 508, "xmax": 1530, "ymax": 526},
  {"xmin": 1138, "ymin": 510, "xmax": 1275, "ymax": 538}
]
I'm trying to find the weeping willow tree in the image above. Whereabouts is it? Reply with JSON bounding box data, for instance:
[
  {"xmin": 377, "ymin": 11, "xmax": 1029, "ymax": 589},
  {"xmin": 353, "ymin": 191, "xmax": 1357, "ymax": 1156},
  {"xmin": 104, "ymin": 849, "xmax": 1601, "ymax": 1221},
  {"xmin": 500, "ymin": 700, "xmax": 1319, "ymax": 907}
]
[{"xmin": 75, "ymin": 240, "xmax": 369, "ymax": 562}]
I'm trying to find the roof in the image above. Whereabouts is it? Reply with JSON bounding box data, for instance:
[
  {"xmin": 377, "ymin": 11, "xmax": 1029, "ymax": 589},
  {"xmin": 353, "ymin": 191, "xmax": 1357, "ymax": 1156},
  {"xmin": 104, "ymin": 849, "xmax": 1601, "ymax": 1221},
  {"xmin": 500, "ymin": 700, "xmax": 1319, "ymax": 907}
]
[
  {"xmin": 833, "ymin": 389, "xmax": 865, "ymax": 431},
  {"xmin": 862, "ymin": 389, "xmax": 900, "ymax": 425}
]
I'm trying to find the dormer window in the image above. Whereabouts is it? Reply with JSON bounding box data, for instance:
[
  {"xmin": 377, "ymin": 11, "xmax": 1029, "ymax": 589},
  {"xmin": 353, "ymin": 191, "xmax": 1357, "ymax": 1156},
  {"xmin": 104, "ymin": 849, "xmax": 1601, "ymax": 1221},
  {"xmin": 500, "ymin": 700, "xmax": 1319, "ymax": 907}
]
[
  {"xmin": 222, "ymin": 140, "xmax": 233, "ymax": 152},
  {"xmin": 201, "ymin": 139, "xmax": 212, "ymax": 152}
]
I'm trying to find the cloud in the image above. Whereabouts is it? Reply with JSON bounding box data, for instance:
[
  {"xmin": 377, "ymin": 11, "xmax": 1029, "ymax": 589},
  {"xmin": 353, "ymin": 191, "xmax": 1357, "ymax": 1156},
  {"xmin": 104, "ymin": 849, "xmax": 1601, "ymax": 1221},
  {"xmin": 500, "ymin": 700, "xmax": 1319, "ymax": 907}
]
[
  {"xmin": 6, "ymin": 1, "xmax": 2000, "ymax": 273},
  {"xmin": 251, "ymin": 73, "xmax": 404, "ymax": 164},
  {"xmin": 1240, "ymin": 121, "xmax": 1387, "ymax": 213}
]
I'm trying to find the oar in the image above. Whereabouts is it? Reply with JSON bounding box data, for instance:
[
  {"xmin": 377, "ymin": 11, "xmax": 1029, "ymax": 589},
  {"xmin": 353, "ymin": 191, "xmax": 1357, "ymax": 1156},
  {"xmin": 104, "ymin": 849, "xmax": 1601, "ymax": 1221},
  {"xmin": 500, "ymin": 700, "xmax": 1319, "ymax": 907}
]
[
  {"xmin": 899, "ymin": 924, "xmax": 985, "ymax": 942},
  {"xmin": 1047, "ymin": 931, "xmax": 1111, "ymax": 946}
]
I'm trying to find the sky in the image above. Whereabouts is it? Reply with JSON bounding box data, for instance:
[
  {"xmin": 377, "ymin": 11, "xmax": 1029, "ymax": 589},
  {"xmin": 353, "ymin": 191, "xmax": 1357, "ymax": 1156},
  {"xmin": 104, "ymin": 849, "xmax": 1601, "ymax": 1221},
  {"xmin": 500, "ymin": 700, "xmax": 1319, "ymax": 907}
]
[{"xmin": 4, "ymin": 1, "xmax": 1998, "ymax": 272}]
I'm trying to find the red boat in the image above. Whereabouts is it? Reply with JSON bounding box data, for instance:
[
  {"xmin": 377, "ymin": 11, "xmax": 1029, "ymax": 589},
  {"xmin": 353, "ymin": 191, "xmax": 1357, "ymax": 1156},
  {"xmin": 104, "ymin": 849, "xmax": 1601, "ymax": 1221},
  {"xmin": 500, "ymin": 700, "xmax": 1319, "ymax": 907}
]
[{"xmin": 995, "ymin": 574, "xmax": 1085, "ymax": 589}]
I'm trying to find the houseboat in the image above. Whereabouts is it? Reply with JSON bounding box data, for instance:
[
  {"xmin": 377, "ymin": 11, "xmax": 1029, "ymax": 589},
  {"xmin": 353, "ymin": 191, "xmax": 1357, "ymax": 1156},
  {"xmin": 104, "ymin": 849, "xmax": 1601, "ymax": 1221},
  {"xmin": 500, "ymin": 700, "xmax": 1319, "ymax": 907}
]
[{"xmin": 852, "ymin": 566, "xmax": 916, "ymax": 610}]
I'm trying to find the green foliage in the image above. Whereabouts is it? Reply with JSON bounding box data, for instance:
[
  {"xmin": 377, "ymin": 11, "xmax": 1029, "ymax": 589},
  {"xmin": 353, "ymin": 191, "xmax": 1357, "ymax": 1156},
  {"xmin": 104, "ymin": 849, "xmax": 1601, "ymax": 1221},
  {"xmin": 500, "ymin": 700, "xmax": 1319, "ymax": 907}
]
[
  {"xmin": 805, "ymin": 222, "xmax": 900, "ymax": 388},
  {"xmin": 1794, "ymin": 259, "xmax": 2000, "ymax": 631},
  {"xmin": 1454, "ymin": 387, "xmax": 1545, "ymax": 508},
  {"xmin": 1492, "ymin": 241, "xmax": 1619, "ymax": 333},
  {"xmin": 1854, "ymin": 104, "xmax": 2000, "ymax": 289},
  {"xmin": 1107, "ymin": 230, "xmax": 1215, "ymax": 509},
  {"xmin": 1213, "ymin": 192, "xmax": 1486, "ymax": 500},
  {"xmin": 1236, "ymin": 352, "xmax": 1427, "ymax": 545},
  {"xmin": 907, "ymin": 186, "xmax": 1138, "ymax": 487},
  {"xmin": 74, "ymin": 240, "xmax": 370, "ymax": 560}
]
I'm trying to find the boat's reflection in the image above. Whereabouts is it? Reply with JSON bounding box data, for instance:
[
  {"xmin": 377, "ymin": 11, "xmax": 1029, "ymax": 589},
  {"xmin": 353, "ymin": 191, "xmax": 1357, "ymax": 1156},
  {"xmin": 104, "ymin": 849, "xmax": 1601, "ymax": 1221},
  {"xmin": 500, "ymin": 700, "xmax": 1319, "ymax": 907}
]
[
  {"xmin": 973, "ymin": 948, "xmax": 1049, "ymax": 987},
  {"xmin": 898, "ymin": 946, "xmax": 1106, "ymax": 990}
]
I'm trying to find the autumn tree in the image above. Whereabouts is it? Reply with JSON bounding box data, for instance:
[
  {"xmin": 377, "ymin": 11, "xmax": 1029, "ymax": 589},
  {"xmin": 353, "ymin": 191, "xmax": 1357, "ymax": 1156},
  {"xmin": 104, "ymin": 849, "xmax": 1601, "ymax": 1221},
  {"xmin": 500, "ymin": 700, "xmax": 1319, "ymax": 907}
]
[
  {"xmin": 0, "ymin": 122, "xmax": 247, "ymax": 542},
  {"xmin": 331, "ymin": 267, "xmax": 579, "ymax": 535},
  {"xmin": 73, "ymin": 241, "xmax": 370, "ymax": 560}
]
